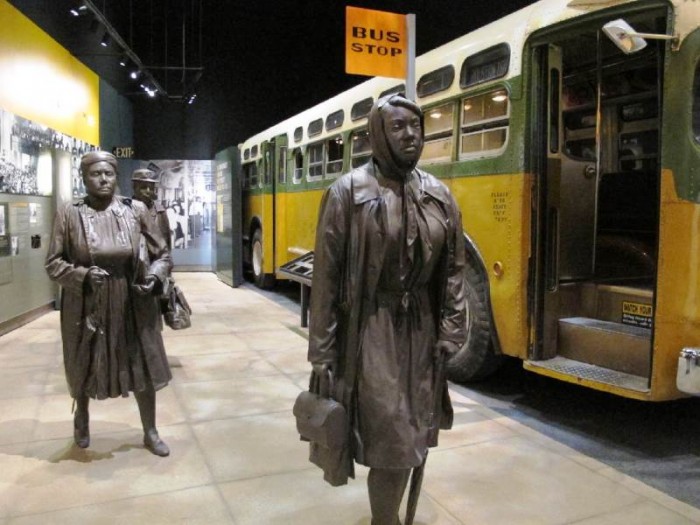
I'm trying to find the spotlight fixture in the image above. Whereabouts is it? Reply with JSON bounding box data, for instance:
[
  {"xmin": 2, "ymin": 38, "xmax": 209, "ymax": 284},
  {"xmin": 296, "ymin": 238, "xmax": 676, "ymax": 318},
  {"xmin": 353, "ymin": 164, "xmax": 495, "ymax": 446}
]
[
  {"xmin": 69, "ymin": 4, "xmax": 88, "ymax": 17},
  {"xmin": 118, "ymin": 54, "xmax": 128, "ymax": 67},
  {"xmin": 130, "ymin": 69, "xmax": 141, "ymax": 80},
  {"xmin": 99, "ymin": 32, "xmax": 111, "ymax": 48},
  {"xmin": 186, "ymin": 93, "xmax": 197, "ymax": 105}
]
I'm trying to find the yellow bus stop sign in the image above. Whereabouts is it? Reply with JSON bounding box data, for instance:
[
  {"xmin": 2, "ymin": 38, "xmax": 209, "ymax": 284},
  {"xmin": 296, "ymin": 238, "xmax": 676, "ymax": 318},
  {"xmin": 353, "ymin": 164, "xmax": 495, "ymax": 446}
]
[{"xmin": 345, "ymin": 6, "xmax": 407, "ymax": 79}]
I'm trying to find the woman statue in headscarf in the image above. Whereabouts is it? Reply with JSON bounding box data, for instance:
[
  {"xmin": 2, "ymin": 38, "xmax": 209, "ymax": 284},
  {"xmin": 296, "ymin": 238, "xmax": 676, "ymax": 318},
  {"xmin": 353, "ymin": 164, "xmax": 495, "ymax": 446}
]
[
  {"xmin": 46, "ymin": 151, "xmax": 173, "ymax": 456},
  {"xmin": 308, "ymin": 95, "xmax": 468, "ymax": 524}
]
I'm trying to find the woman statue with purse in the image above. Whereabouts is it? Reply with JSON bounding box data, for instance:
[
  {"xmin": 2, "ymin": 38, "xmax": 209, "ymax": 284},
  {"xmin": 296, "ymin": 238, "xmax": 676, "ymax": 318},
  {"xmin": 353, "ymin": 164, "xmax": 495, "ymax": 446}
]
[
  {"xmin": 308, "ymin": 95, "xmax": 468, "ymax": 524},
  {"xmin": 46, "ymin": 151, "xmax": 173, "ymax": 456}
]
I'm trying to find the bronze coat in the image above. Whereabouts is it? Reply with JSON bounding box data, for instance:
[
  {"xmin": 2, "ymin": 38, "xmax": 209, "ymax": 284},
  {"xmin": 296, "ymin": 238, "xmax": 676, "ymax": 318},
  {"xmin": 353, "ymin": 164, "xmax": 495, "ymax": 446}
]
[
  {"xmin": 46, "ymin": 197, "xmax": 172, "ymax": 398},
  {"xmin": 308, "ymin": 161, "xmax": 467, "ymax": 482}
]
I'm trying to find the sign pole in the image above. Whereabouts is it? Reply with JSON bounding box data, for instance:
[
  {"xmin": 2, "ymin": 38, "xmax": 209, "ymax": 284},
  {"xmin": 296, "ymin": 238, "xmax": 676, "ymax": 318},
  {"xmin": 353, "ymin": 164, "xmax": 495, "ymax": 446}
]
[{"xmin": 406, "ymin": 13, "xmax": 416, "ymax": 101}]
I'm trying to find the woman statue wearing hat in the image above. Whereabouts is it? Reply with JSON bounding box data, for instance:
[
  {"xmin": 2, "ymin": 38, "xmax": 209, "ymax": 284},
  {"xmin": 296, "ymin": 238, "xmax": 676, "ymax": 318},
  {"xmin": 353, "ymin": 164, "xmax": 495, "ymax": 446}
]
[{"xmin": 46, "ymin": 151, "xmax": 173, "ymax": 456}]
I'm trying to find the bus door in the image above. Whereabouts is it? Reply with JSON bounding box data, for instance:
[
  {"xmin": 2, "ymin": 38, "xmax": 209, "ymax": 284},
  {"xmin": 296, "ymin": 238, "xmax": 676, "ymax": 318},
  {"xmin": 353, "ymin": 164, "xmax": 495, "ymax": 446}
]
[
  {"xmin": 273, "ymin": 133, "xmax": 288, "ymax": 272},
  {"xmin": 529, "ymin": 8, "xmax": 665, "ymax": 394}
]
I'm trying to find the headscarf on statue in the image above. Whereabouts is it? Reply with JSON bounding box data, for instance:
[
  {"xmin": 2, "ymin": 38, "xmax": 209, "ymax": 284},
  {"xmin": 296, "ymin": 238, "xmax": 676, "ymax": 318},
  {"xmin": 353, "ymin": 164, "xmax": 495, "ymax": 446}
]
[{"xmin": 367, "ymin": 94, "xmax": 432, "ymax": 270}]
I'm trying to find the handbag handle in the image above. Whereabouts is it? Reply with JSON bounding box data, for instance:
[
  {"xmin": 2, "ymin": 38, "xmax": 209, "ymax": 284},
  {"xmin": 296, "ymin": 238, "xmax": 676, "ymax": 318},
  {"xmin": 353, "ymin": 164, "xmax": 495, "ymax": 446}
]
[{"xmin": 309, "ymin": 367, "xmax": 335, "ymax": 399}]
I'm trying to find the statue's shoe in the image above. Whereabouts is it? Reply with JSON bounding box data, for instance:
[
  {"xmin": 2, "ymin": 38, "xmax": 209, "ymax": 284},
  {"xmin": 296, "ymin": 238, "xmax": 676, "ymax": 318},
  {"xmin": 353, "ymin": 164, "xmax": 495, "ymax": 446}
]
[
  {"xmin": 144, "ymin": 429, "xmax": 170, "ymax": 457},
  {"xmin": 73, "ymin": 413, "xmax": 90, "ymax": 448}
]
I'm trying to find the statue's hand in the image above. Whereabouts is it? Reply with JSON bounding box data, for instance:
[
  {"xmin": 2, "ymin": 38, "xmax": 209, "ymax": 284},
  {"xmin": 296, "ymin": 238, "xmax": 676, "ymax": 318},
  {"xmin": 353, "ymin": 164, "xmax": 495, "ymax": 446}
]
[
  {"xmin": 434, "ymin": 340, "xmax": 460, "ymax": 360},
  {"xmin": 132, "ymin": 275, "xmax": 157, "ymax": 296},
  {"xmin": 86, "ymin": 267, "xmax": 109, "ymax": 290},
  {"xmin": 311, "ymin": 362, "xmax": 332, "ymax": 377}
]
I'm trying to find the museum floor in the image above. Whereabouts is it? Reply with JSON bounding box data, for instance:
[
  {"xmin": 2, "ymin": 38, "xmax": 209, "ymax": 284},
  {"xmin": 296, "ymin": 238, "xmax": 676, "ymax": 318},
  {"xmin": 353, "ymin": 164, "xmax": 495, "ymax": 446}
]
[{"xmin": 0, "ymin": 273, "xmax": 699, "ymax": 525}]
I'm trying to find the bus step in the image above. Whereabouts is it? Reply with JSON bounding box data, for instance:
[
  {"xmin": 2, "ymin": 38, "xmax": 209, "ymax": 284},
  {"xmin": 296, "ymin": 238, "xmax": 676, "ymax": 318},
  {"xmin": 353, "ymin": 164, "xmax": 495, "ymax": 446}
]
[
  {"xmin": 524, "ymin": 356, "xmax": 649, "ymax": 393},
  {"xmin": 558, "ymin": 317, "xmax": 651, "ymax": 376}
]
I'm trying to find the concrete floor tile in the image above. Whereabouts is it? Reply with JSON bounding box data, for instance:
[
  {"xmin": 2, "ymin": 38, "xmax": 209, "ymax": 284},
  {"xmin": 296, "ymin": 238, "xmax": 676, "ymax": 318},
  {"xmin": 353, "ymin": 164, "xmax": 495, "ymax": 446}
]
[
  {"xmin": 436, "ymin": 413, "xmax": 517, "ymax": 451},
  {"xmin": 234, "ymin": 328, "xmax": 308, "ymax": 352},
  {"xmin": 174, "ymin": 376, "xmax": 301, "ymax": 422},
  {"xmin": 162, "ymin": 332, "xmax": 252, "ymax": 356},
  {"xmin": 193, "ymin": 411, "xmax": 310, "ymax": 482},
  {"xmin": 3, "ymin": 424, "xmax": 212, "ymax": 517},
  {"xmin": 0, "ymin": 443, "xmax": 29, "ymax": 519},
  {"xmin": 32, "ymin": 388, "xmax": 185, "ymax": 442},
  {"xmin": 218, "ymin": 468, "xmax": 371, "ymax": 525},
  {"xmin": 425, "ymin": 436, "xmax": 642, "ymax": 525},
  {"xmin": 0, "ymin": 342, "xmax": 59, "ymax": 369},
  {"xmin": 571, "ymin": 500, "xmax": 700, "ymax": 525},
  {"xmin": 171, "ymin": 353, "xmax": 279, "ymax": 383},
  {"xmin": 0, "ymin": 367, "xmax": 49, "ymax": 400},
  {"xmin": 7, "ymin": 485, "xmax": 233, "ymax": 524},
  {"xmin": 261, "ymin": 347, "xmax": 314, "ymax": 376},
  {"xmin": 0, "ymin": 397, "xmax": 40, "ymax": 446},
  {"xmin": 218, "ymin": 467, "xmax": 463, "ymax": 525},
  {"xmin": 595, "ymin": 466, "xmax": 700, "ymax": 523}
]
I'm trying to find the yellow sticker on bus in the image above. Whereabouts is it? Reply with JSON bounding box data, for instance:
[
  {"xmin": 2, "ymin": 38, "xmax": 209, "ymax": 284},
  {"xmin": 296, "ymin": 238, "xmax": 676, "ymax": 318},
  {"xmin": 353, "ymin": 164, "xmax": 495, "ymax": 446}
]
[{"xmin": 622, "ymin": 301, "xmax": 653, "ymax": 329}]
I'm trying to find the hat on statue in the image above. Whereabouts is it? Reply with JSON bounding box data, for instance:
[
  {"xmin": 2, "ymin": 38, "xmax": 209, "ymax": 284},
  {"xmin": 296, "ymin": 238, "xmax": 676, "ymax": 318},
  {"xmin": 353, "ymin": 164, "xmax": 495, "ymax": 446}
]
[{"xmin": 131, "ymin": 169, "xmax": 158, "ymax": 183}]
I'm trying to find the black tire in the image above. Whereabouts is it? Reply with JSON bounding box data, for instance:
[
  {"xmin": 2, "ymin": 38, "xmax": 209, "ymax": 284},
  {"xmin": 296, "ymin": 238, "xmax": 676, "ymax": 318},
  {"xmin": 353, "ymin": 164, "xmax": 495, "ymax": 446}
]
[
  {"xmin": 251, "ymin": 229, "xmax": 276, "ymax": 289},
  {"xmin": 445, "ymin": 251, "xmax": 503, "ymax": 382}
]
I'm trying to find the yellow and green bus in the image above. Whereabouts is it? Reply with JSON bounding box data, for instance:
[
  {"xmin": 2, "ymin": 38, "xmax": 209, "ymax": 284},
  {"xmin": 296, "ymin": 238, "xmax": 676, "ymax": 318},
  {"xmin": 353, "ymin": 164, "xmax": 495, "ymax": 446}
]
[{"xmin": 239, "ymin": 0, "xmax": 700, "ymax": 401}]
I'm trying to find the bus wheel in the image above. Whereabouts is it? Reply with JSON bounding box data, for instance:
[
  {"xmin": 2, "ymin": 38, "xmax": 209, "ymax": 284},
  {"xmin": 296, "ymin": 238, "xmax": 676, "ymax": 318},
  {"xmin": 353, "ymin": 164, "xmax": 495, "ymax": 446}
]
[
  {"xmin": 251, "ymin": 229, "xmax": 275, "ymax": 289},
  {"xmin": 445, "ymin": 254, "xmax": 503, "ymax": 383}
]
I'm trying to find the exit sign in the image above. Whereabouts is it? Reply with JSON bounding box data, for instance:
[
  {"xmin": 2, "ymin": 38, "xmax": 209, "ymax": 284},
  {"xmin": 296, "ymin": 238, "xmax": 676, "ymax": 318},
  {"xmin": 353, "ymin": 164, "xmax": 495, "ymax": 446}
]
[{"xmin": 112, "ymin": 146, "xmax": 135, "ymax": 158}]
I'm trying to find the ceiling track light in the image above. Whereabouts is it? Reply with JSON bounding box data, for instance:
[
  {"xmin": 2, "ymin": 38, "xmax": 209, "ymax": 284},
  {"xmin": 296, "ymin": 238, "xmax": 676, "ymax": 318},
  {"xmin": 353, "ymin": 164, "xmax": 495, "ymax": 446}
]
[
  {"xmin": 99, "ymin": 32, "xmax": 111, "ymax": 48},
  {"xmin": 69, "ymin": 5, "xmax": 88, "ymax": 17},
  {"xmin": 118, "ymin": 54, "xmax": 128, "ymax": 67}
]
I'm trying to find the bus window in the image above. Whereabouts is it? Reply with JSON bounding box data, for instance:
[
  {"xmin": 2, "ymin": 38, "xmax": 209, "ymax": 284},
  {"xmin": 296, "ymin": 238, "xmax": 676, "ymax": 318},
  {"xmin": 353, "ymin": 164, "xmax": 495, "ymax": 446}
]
[
  {"xmin": 417, "ymin": 65, "xmax": 455, "ymax": 98},
  {"xmin": 242, "ymin": 162, "xmax": 258, "ymax": 189},
  {"xmin": 292, "ymin": 148, "xmax": 303, "ymax": 184},
  {"xmin": 423, "ymin": 102, "xmax": 454, "ymax": 162},
  {"xmin": 326, "ymin": 136, "xmax": 344, "ymax": 177},
  {"xmin": 460, "ymin": 43, "xmax": 510, "ymax": 89},
  {"xmin": 351, "ymin": 97, "xmax": 373, "ymax": 121},
  {"xmin": 278, "ymin": 146, "xmax": 287, "ymax": 184},
  {"xmin": 694, "ymin": 62, "xmax": 700, "ymax": 143},
  {"xmin": 264, "ymin": 149, "xmax": 271, "ymax": 185},
  {"xmin": 251, "ymin": 145, "xmax": 258, "ymax": 157},
  {"xmin": 351, "ymin": 129, "xmax": 370, "ymax": 168},
  {"xmin": 294, "ymin": 127, "xmax": 303, "ymax": 143},
  {"xmin": 308, "ymin": 119, "xmax": 323, "ymax": 138},
  {"xmin": 307, "ymin": 142, "xmax": 324, "ymax": 180},
  {"xmin": 459, "ymin": 88, "xmax": 509, "ymax": 158},
  {"xmin": 326, "ymin": 110, "xmax": 345, "ymax": 131}
]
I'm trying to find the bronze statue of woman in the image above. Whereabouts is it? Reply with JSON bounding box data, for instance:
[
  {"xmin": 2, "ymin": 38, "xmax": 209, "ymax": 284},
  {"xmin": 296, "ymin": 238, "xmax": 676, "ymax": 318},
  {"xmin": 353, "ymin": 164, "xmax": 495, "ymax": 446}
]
[
  {"xmin": 308, "ymin": 95, "xmax": 468, "ymax": 524},
  {"xmin": 46, "ymin": 151, "xmax": 173, "ymax": 456}
]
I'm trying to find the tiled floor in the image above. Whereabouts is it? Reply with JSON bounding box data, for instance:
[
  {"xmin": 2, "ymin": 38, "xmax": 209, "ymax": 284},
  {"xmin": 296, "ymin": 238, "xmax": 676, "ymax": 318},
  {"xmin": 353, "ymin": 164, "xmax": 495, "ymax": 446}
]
[{"xmin": 0, "ymin": 272, "xmax": 698, "ymax": 524}]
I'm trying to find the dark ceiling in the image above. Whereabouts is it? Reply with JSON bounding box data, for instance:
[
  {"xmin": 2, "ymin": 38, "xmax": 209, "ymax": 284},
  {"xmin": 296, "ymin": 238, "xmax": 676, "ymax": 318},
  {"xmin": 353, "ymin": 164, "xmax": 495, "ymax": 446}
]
[{"xmin": 8, "ymin": 0, "xmax": 536, "ymax": 158}]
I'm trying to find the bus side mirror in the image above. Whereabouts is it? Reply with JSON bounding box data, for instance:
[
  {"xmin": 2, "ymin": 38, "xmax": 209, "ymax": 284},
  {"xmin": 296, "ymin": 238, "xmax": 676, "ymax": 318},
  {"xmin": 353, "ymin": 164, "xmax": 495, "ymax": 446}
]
[{"xmin": 603, "ymin": 18, "xmax": 678, "ymax": 54}]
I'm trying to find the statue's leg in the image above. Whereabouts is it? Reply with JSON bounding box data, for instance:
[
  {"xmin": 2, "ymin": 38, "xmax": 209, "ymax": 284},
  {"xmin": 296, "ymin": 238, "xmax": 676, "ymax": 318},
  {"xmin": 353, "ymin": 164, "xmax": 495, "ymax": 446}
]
[
  {"xmin": 73, "ymin": 394, "xmax": 90, "ymax": 448},
  {"xmin": 135, "ymin": 386, "xmax": 170, "ymax": 457},
  {"xmin": 368, "ymin": 467, "xmax": 411, "ymax": 525}
]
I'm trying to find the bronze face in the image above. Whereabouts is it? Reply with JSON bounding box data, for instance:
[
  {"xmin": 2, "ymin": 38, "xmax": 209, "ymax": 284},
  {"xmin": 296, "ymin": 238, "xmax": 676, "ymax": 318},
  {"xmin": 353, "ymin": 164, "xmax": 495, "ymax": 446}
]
[
  {"xmin": 381, "ymin": 104, "xmax": 423, "ymax": 170},
  {"xmin": 133, "ymin": 180, "xmax": 157, "ymax": 207},
  {"xmin": 83, "ymin": 161, "xmax": 117, "ymax": 200}
]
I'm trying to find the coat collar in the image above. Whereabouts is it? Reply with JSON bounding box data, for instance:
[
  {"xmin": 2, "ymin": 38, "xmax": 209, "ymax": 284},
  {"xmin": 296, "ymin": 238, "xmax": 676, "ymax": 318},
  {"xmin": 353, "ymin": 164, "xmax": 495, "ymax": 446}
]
[
  {"xmin": 75, "ymin": 196, "xmax": 131, "ymax": 218},
  {"xmin": 352, "ymin": 161, "xmax": 450, "ymax": 206}
]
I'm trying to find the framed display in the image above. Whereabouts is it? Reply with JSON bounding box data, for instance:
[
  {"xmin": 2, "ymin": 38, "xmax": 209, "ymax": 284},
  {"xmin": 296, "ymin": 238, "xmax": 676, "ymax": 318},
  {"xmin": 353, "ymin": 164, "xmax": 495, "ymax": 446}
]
[{"xmin": 0, "ymin": 203, "xmax": 6, "ymax": 236}]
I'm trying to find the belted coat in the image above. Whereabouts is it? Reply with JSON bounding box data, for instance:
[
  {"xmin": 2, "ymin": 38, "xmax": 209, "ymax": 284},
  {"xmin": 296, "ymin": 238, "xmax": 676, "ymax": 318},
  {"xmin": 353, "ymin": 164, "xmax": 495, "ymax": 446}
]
[
  {"xmin": 307, "ymin": 160, "xmax": 467, "ymax": 484},
  {"xmin": 46, "ymin": 196, "xmax": 172, "ymax": 399}
]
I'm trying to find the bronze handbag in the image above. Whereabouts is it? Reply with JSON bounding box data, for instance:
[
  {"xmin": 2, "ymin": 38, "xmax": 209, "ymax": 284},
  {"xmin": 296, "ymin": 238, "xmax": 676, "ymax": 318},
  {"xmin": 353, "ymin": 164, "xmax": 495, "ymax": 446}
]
[
  {"xmin": 293, "ymin": 370, "xmax": 347, "ymax": 451},
  {"xmin": 163, "ymin": 283, "xmax": 192, "ymax": 330}
]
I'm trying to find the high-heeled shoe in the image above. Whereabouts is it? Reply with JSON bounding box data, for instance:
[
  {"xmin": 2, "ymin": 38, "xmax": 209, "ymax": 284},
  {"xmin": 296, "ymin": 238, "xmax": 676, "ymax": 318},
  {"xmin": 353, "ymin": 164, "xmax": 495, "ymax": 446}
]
[
  {"xmin": 73, "ymin": 410, "xmax": 90, "ymax": 448},
  {"xmin": 143, "ymin": 428, "xmax": 170, "ymax": 457}
]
